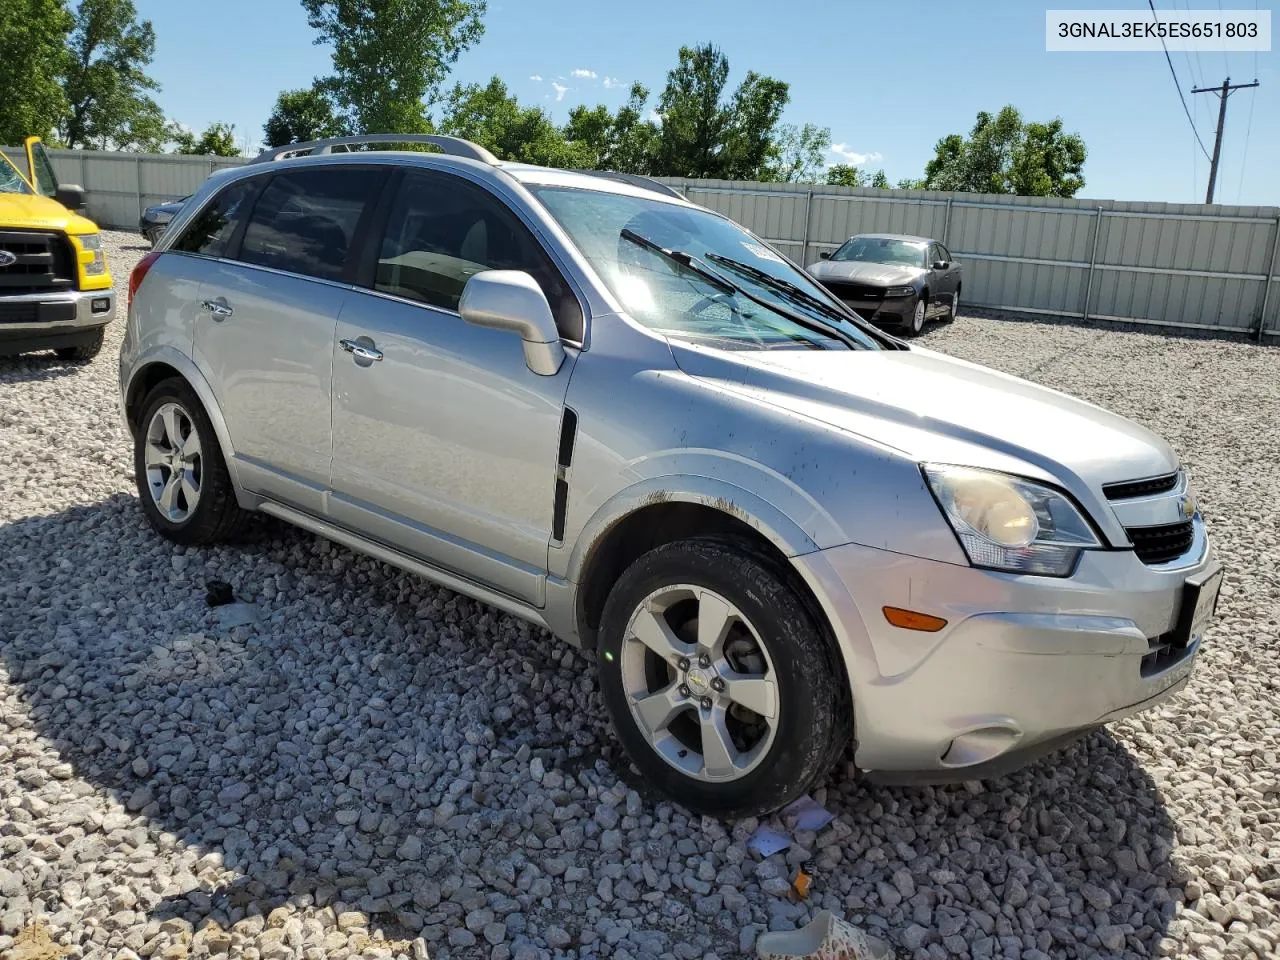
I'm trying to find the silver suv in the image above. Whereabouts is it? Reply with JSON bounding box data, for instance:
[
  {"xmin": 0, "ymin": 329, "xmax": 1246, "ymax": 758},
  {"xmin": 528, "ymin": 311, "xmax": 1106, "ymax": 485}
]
[{"xmin": 119, "ymin": 135, "xmax": 1220, "ymax": 816}]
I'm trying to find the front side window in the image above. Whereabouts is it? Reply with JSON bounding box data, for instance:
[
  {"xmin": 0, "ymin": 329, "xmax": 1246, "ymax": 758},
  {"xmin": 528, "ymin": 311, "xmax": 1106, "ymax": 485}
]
[
  {"xmin": 172, "ymin": 178, "xmax": 259, "ymax": 258},
  {"xmin": 830, "ymin": 236, "xmax": 928, "ymax": 269},
  {"xmin": 240, "ymin": 168, "xmax": 382, "ymax": 282},
  {"xmin": 532, "ymin": 186, "xmax": 880, "ymax": 351},
  {"xmin": 375, "ymin": 172, "xmax": 583, "ymax": 340},
  {"xmin": 0, "ymin": 154, "xmax": 33, "ymax": 196}
]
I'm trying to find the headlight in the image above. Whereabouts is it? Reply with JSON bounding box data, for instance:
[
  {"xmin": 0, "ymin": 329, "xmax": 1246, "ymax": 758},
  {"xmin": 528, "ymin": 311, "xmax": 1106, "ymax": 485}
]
[
  {"xmin": 884, "ymin": 285, "xmax": 916, "ymax": 297},
  {"xmin": 924, "ymin": 465, "xmax": 1101, "ymax": 576},
  {"xmin": 75, "ymin": 233, "xmax": 107, "ymax": 276},
  {"xmin": 151, "ymin": 210, "xmax": 173, "ymax": 223}
]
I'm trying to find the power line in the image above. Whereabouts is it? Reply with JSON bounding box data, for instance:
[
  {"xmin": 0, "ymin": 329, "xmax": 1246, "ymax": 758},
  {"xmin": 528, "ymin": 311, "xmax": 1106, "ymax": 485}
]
[
  {"xmin": 1148, "ymin": 0, "xmax": 1213, "ymax": 162},
  {"xmin": 1236, "ymin": 87, "xmax": 1256, "ymax": 203}
]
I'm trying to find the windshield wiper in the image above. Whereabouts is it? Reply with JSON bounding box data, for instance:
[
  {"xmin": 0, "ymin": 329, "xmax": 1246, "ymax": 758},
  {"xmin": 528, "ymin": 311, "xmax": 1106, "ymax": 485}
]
[
  {"xmin": 704, "ymin": 253, "xmax": 853, "ymax": 322},
  {"xmin": 619, "ymin": 229, "xmax": 861, "ymax": 350},
  {"xmin": 620, "ymin": 229, "xmax": 736, "ymax": 293},
  {"xmin": 702, "ymin": 252, "xmax": 903, "ymax": 349}
]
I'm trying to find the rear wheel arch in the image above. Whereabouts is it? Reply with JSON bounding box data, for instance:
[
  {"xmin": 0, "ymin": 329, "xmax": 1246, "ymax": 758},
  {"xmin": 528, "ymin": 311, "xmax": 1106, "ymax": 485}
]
[{"xmin": 125, "ymin": 355, "xmax": 243, "ymax": 498}]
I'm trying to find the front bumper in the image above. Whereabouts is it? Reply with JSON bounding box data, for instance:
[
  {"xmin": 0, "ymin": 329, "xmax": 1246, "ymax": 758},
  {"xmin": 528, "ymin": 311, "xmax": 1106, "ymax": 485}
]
[
  {"xmin": 831, "ymin": 290, "xmax": 918, "ymax": 326},
  {"xmin": 0, "ymin": 288, "xmax": 116, "ymax": 352},
  {"xmin": 793, "ymin": 527, "xmax": 1215, "ymax": 778}
]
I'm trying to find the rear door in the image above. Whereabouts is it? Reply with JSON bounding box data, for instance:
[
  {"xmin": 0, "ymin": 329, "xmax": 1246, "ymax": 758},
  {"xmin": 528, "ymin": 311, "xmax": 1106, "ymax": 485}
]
[
  {"xmin": 328, "ymin": 169, "xmax": 582, "ymax": 604},
  {"xmin": 191, "ymin": 165, "xmax": 386, "ymax": 513}
]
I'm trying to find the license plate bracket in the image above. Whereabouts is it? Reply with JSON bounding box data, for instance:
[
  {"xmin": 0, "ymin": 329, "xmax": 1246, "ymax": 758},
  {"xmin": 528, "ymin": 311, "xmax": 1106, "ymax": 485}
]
[{"xmin": 1173, "ymin": 564, "xmax": 1223, "ymax": 648}]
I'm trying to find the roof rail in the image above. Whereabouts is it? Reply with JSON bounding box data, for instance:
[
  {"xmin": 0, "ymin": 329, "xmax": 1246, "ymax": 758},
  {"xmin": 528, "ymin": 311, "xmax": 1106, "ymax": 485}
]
[
  {"xmin": 571, "ymin": 170, "xmax": 686, "ymax": 200},
  {"xmin": 249, "ymin": 134, "xmax": 500, "ymax": 165}
]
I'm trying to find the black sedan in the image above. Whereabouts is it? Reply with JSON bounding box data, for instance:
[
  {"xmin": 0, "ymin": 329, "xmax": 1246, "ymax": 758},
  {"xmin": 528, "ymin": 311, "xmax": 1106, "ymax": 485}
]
[
  {"xmin": 139, "ymin": 196, "xmax": 189, "ymax": 246},
  {"xmin": 807, "ymin": 233, "xmax": 961, "ymax": 336}
]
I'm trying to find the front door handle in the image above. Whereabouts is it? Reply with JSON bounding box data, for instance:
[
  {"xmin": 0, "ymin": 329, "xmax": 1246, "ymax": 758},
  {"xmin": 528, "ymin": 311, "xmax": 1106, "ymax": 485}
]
[
  {"xmin": 339, "ymin": 337, "xmax": 383, "ymax": 362},
  {"xmin": 201, "ymin": 297, "xmax": 233, "ymax": 319}
]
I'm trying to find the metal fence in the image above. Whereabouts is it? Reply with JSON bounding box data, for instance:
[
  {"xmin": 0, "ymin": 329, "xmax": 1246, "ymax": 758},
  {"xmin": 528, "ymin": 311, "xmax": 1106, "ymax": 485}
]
[{"xmin": 6, "ymin": 146, "xmax": 1277, "ymax": 339}]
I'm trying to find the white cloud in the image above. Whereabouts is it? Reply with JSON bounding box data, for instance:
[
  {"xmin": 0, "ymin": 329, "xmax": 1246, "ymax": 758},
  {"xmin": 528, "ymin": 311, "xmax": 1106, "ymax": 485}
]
[
  {"xmin": 830, "ymin": 144, "xmax": 883, "ymax": 165},
  {"xmin": 646, "ymin": 109, "xmax": 663, "ymax": 127},
  {"xmin": 603, "ymin": 76, "xmax": 620, "ymax": 89},
  {"xmin": 529, "ymin": 74, "xmax": 543, "ymax": 82},
  {"xmin": 571, "ymin": 68, "xmax": 597, "ymax": 79},
  {"xmin": 551, "ymin": 82, "xmax": 569, "ymax": 101}
]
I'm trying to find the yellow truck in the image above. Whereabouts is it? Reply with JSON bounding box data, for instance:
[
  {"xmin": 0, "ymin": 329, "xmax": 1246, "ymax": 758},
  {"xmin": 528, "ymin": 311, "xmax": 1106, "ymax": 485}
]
[{"xmin": 0, "ymin": 137, "xmax": 114, "ymax": 361}]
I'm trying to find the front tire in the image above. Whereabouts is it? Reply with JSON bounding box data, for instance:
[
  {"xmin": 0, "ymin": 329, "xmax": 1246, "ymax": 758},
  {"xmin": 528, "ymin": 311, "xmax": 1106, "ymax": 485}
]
[
  {"xmin": 133, "ymin": 378, "xmax": 251, "ymax": 545},
  {"xmin": 905, "ymin": 294, "xmax": 927, "ymax": 336},
  {"xmin": 597, "ymin": 539, "xmax": 846, "ymax": 817},
  {"xmin": 54, "ymin": 327, "xmax": 105, "ymax": 363},
  {"xmin": 941, "ymin": 287, "xmax": 960, "ymax": 323}
]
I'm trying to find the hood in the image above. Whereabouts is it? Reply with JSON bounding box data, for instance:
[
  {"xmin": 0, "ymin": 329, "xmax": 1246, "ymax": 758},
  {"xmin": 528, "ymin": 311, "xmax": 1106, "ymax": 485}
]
[
  {"xmin": 669, "ymin": 341, "xmax": 1177, "ymax": 507},
  {"xmin": 0, "ymin": 192, "xmax": 98, "ymax": 233},
  {"xmin": 808, "ymin": 259, "xmax": 922, "ymax": 286}
]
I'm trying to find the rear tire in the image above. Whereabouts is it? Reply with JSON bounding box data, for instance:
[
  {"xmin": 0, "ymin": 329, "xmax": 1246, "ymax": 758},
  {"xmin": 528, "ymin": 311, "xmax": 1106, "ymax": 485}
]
[
  {"xmin": 133, "ymin": 377, "xmax": 251, "ymax": 545},
  {"xmin": 597, "ymin": 539, "xmax": 846, "ymax": 817},
  {"xmin": 55, "ymin": 327, "xmax": 105, "ymax": 363}
]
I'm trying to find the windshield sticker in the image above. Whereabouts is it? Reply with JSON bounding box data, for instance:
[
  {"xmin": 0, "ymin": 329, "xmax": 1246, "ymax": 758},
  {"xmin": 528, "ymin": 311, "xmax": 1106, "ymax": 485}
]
[{"xmin": 741, "ymin": 241, "xmax": 784, "ymax": 264}]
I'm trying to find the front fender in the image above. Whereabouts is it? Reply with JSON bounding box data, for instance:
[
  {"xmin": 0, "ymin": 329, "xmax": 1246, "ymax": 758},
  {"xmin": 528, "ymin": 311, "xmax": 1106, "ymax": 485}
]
[{"xmin": 556, "ymin": 471, "xmax": 831, "ymax": 584}]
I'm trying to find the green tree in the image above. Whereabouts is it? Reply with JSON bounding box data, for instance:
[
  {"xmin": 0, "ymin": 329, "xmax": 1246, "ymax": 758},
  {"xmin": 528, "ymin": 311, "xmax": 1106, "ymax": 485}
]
[
  {"xmin": 651, "ymin": 44, "xmax": 790, "ymax": 180},
  {"xmin": 0, "ymin": 0, "xmax": 72, "ymax": 144},
  {"xmin": 923, "ymin": 105, "xmax": 1086, "ymax": 197},
  {"xmin": 58, "ymin": 0, "xmax": 165, "ymax": 150},
  {"xmin": 439, "ymin": 76, "xmax": 590, "ymax": 168},
  {"xmin": 562, "ymin": 83, "xmax": 658, "ymax": 173},
  {"xmin": 824, "ymin": 164, "xmax": 892, "ymax": 188},
  {"xmin": 172, "ymin": 121, "xmax": 240, "ymax": 156},
  {"xmin": 896, "ymin": 177, "xmax": 926, "ymax": 190},
  {"xmin": 765, "ymin": 122, "xmax": 831, "ymax": 182},
  {"xmin": 302, "ymin": 0, "xmax": 486, "ymax": 134},
  {"xmin": 263, "ymin": 84, "xmax": 350, "ymax": 147}
]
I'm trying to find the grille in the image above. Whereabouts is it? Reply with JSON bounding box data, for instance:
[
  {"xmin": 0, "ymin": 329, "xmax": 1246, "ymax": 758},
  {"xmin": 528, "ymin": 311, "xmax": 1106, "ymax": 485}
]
[
  {"xmin": 1128, "ymin": 520, "xmax": 1195, "ymax": 565},
  {"xmin": 819, "ymin": 279, "xmax": 886, "ymax": 301},
  {"xmin": 0, "ymin": 229, "xmax": 76, "ymax": 295},
  {"xmin": 0, "ymin": 301, "xmax": 76, "ymax": 324},
  {"xmin": 1140, "ymin": 629, "xmax": 1194, "ymax": 677},
  {"xmin": 1103, "ymin": 472, "xmax": 1180, "ymax": 500}
]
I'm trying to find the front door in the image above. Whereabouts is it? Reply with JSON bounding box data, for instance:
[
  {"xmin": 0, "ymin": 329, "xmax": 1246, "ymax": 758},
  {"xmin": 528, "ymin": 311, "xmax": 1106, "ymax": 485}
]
[
  {"xmin": 191, "ymin": 166, "xmax": 385, "ymax": 512},
  {"xmin": 329, "ymin": 170, "xmax": 583, "ymax": 605}
]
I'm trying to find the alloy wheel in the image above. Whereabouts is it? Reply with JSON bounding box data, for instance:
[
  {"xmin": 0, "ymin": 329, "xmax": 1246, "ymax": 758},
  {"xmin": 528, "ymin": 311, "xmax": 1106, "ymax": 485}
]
[
  {"xmin": 620, "ymin": 584, "xmax": 779, "ymax": 782},
  {"xmin": 143, "ymin": 402, "xmax": 203, "ymax": 522}
]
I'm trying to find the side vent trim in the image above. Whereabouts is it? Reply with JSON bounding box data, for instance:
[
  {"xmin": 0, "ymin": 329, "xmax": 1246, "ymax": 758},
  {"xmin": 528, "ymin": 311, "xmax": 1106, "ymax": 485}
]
[{"xmin": 552, "ymin": 408, "xmax": 578, "ymax": 542}]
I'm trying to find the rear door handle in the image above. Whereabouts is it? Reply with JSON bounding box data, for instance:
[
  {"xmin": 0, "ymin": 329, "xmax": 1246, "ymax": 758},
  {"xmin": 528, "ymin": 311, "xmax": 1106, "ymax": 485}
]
[
  {"xmin": 201, "ymin": 297, "xmax": 233, "ymax": 319},
  {"xmin": 339, "ymin": 337, "xmax": 383, "ymax": 362}
]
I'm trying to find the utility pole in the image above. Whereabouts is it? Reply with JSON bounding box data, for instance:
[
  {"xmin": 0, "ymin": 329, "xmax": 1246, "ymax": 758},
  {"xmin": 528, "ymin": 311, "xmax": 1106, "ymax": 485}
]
[{"xmin": 1192, "ymin": 77, "xmax": 1260, "ymax": 204}]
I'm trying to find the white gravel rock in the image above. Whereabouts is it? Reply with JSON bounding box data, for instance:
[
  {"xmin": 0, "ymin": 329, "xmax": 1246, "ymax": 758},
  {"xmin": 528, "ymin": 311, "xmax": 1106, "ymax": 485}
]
[{"xmin": 0, "ymin": 234, "xmax": 1278, "ymax": 959}]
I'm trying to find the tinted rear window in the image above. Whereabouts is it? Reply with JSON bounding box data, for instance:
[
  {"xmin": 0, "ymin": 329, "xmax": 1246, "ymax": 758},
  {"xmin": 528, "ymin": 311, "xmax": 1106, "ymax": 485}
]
[
  {"xmin": 172, "ymin": 178, "xmax": 259, "ymax": 258},
  {"xmin": 239, "ymin": 168, "xmax": 382, "ymax": 282}
]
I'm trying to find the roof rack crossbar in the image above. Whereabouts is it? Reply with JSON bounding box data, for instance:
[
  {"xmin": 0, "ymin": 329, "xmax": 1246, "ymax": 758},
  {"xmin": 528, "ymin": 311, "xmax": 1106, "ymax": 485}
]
[{"xmin": 250, "ymin": 134, "xmax": 500, "ymax": 165}]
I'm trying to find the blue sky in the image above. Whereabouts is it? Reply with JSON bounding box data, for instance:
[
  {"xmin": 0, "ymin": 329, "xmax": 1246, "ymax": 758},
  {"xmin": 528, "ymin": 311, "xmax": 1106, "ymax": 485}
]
[{"xmin": 134, "ymin": 0, "xmax": 1276, "ymax": 205}]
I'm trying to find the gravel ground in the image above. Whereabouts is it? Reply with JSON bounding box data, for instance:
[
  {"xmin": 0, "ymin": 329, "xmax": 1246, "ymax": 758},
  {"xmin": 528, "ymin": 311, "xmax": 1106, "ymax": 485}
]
[{"xmin": 1, "ymin": 230, "xmax": 1278, "ymax": 960}]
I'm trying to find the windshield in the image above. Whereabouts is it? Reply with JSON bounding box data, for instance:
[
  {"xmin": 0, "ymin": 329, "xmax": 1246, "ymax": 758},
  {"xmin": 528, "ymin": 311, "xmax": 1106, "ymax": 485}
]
[
  {"xmin": 0, "ymin": 153, "xmax": 34, "ymax": 196},
  {"xmin": 531, "ymin": 186, "xmax": 881, "ymax": 351},
  {"xmin": 831, "ymin": 236, "xmax": 926, "ymax": 268}
]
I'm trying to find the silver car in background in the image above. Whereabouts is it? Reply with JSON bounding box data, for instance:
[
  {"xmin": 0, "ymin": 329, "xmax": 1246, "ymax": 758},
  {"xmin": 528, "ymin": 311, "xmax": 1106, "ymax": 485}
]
[{"xmin": 118, "ymin": 135, "xmax": 1220, "ymax": 816}]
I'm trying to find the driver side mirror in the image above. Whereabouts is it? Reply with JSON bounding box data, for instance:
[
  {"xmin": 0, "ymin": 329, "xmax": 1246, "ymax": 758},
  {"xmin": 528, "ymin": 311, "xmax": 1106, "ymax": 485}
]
[
  {"xmin": 819, "ymin": 251, "xmax": 831, "ymax": 260},
  {"xmin": 459, "ymin": 270, "xmax": 565, "ymax": 376},
  {"xmin": 932, "ymin": 260, "xmax": 950, "ymax": 270}
]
